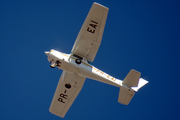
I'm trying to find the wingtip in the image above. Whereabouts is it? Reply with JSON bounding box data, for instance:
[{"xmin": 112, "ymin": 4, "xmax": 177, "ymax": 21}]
[
  {"xmin": 93, "ymin": 2, "xmax": 108, "ymax": 9},
  {"xmin": 49, "ymin": 108, "xmax": 65, "ymax": 118}
]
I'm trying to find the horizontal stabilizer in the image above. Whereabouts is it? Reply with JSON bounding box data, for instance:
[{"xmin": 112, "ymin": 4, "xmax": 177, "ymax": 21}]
[
  {"xmin": 118, "ymin": 87, "xmax": 135, "ymax": 105},
  {"xmin": 123, "ymin": 69, "xmax": 141, "ymax": 87},
  {"xmin": 118, "ymin": 70, "xmax": 148, "ymax": 105}
]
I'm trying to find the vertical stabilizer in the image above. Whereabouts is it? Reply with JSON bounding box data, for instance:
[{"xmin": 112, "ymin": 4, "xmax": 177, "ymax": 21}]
[{"xmin": 131, "ymin": 78, "xmax": 148, "ymax": 92}]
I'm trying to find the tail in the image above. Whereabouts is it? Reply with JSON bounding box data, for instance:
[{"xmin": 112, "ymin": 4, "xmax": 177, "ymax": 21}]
[{"xmin": 118, "ymin": 69, "xmax": 148, "ymax": 105}]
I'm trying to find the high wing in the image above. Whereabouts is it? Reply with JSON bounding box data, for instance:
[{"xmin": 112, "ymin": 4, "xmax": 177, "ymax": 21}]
[
  {"xmin": 71, "ymin": 2, "xmax": 109, "ymax": 62},
  {"xmin": 49, "ymin": 71, "xmax": 86, "ymax": 118}
]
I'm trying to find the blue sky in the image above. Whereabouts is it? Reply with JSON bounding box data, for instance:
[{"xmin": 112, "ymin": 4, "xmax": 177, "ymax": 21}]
[{"xmin": 0, "ymin": 0, "xmax": 180, "ymax": 119}]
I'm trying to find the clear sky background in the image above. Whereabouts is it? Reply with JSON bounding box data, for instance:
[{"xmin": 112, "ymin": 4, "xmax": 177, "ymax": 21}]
[{"xmin": 0, "ymin": 0, "xmax": 180, "ymax": 120}]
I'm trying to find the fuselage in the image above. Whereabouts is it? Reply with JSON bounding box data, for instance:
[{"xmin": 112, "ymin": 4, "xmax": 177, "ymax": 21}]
[{"xmin": 46, "ymin": 49, "xmax": 123, "ymax": 87}]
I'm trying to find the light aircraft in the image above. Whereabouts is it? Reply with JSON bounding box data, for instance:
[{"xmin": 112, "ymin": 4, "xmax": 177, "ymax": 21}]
[{"xmin": 45, "ymin": 2, "xmax": 148, "ymax": 118}]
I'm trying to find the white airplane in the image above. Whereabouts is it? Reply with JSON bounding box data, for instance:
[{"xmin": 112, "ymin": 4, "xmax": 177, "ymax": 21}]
[{"xmin": 45, "ymin": 2, "xmax": 148, "ymax": 118}]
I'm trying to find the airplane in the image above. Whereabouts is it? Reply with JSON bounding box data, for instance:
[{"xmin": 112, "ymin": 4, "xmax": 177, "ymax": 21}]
[{"xmin": 45, "ymin": 2, "xmax": 148, "ymax": 118}]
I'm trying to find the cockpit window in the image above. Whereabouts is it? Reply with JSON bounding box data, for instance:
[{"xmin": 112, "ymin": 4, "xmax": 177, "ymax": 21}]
[{"xmin": 73, "ymin": 54, "xmax": 83, "ymax": 60}]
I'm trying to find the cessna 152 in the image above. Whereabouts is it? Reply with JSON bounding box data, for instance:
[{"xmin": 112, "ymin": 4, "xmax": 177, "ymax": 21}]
[{"xmin": 45, "ymin": 2, "xmax": 148, "ymax": 118}]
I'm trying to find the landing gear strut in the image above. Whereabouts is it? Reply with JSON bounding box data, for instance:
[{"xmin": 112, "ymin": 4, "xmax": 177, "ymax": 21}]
[{"xmin": 56, "ymin": 60, "xmax": 61, "ymax": 67}]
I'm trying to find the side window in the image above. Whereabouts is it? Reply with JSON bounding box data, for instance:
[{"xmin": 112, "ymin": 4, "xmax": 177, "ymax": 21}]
[{"xmin": 73, "ymin": 54, "xmax": 83, "ymax": 60}]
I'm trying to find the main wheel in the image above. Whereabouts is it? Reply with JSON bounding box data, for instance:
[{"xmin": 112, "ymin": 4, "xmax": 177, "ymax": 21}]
[
  {"xmin": 75, "ymin": 59, "xmax": 81, "ymax": 64},
  {"xmin": 65, "ymin": 83, "xmax": 71, "ymax": 89}
]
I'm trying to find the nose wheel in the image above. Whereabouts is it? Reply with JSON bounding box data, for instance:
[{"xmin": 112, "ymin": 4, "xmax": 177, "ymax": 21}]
[
  {"xmin": 50, "ymin": 60, "xmax": 61, "ymax": 68},
  {"xmin": 50, "ymin": 63, "xmax": 56, "ymax": 68}
]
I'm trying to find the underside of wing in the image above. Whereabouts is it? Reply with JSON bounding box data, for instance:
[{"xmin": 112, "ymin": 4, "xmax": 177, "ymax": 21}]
[
  {"xmin": 49, "ymin": 71, "xmax": 86, "ymax": 118},
  {"xmin": 71, "ymin": 2, "xmax": 109, "ymax": 62}
]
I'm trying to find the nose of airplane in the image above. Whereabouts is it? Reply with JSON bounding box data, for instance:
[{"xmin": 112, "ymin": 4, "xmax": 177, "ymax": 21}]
[{"xmin": 44, "ymin": 51, "xmax": 49, "ymax": 56}]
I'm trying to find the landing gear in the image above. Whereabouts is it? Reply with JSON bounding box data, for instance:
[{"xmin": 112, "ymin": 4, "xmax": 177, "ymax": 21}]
[
  {"xmin": 75, "ymin": 59, "xmax": 81, "ymax": 64},
  {"xmin": 50, "ymin": 63, "xmax": 56, "ymax": 68},
  {"xmin": 65, "ymin": 83, "xmax": 71, "ymax": 89},
  {"xmin": 50, "ymin": 60, "xmax": 61, "ymax": 68},
  {"xmin": 56, "ymin": 60, "xmax": 61, "ymax": 67}
]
